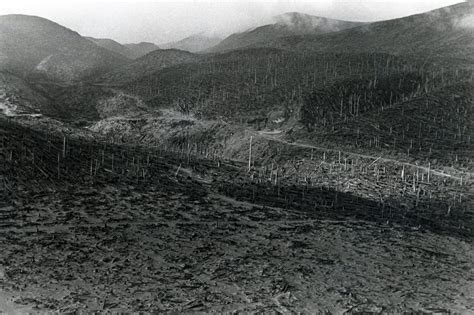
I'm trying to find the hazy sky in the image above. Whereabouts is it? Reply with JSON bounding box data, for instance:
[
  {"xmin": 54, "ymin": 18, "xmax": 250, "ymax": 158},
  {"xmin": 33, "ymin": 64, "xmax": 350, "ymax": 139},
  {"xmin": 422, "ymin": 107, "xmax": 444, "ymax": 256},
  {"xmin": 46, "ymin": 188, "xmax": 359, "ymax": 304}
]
[{"xmin": 0, "ymin": 0, "xmax": 464, "ymax": 44}]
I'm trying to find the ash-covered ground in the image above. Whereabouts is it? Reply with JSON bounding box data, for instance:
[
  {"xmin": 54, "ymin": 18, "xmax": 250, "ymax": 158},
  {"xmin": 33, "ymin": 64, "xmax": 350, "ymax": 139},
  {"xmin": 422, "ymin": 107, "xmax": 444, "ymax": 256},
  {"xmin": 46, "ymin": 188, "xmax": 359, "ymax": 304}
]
[{"xmin": 1, "ymin": 167, "xmax": 473, "ymax": 313}]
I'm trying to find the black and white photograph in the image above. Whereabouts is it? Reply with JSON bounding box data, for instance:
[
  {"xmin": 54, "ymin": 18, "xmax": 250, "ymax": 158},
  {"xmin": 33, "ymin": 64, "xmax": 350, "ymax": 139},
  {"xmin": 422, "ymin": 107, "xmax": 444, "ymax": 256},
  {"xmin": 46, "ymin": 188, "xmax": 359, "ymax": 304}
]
[{"xmin": 0, "ymin": 0, "xmax": 473, "ymax": 312}]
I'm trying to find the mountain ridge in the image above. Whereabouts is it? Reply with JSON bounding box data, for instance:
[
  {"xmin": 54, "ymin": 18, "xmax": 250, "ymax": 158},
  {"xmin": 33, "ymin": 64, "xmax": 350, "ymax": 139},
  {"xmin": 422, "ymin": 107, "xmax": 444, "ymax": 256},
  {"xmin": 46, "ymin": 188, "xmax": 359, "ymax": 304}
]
[
  {"xmin": 86, "ymin": 37, "xmax": 161, "ymax": 59},
  {"xmin": 160, "ymin": 34, "xmax": 222, "ymax": 53},
  {"xmin": 123, "ymin": 42, "xmax": 161, "ymax": 59},
  {"xmin": 0, "ymin": 14, "xmax": 129, "ymax": 82},
  {"xmin": 207, "ymin": 12, "xmax": 364, "ymax": 53},
  {"xmin": 99, "ymin": 48, "xmax": 199, "ymax": 84},
  {"xmin": 265, "ymin": 2, "xmax": 474, "ymax": 60}
]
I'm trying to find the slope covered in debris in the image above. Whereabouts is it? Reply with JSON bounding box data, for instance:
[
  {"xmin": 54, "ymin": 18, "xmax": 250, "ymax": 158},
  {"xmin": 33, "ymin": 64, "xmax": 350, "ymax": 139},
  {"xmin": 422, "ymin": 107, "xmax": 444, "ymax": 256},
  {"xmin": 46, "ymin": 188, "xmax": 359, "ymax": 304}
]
[{"xmin": 0, "ymin": 118, "xmax": 473, "ymax": 312}]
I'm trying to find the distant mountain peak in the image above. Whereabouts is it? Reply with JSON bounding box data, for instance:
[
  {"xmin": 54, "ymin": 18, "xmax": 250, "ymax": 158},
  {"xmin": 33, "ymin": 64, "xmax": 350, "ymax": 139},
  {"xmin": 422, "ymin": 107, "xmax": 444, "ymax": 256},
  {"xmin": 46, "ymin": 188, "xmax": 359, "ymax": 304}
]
[
  {"xmin": 208, "ymin": 12, "xmax": 363, "ymax": 53},
  {"xmin": 135, "ymin": 41, "xmax": 156, "ymax": 45},
  {"xmin": 272, "ymin": 12, "xmax": 363, "ymax": 33},
  {"xmin": 0, "ymin": 14, "xmax": 82, "ymax": 38},
  {"xmin": 267, "ymin": 1, "xmax": 474, "ymax": 61},
  {"xmin": 160, "ymin": 34, "xmax": 223, "ymax": 53},
  {"xmin": 86, "ymin": 37, "xmax": 159, "ymax": 59},
  {"xmin": 0, "ymin": 14, "xmax": 128, "ymax": 81},
  {"xmin": 123, "ymin": 42, "xmax": 160, "ymax": 59}
]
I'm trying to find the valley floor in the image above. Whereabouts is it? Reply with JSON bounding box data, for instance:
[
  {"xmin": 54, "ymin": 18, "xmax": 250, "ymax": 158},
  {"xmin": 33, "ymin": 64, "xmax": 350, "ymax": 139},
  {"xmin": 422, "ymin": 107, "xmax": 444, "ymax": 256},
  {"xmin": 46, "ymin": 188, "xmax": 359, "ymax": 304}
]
[{"xmin": 0, "ymin": 179, "xmax": 473, "ymax": 313}]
